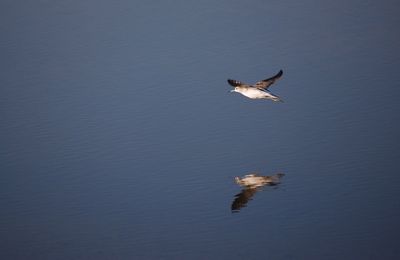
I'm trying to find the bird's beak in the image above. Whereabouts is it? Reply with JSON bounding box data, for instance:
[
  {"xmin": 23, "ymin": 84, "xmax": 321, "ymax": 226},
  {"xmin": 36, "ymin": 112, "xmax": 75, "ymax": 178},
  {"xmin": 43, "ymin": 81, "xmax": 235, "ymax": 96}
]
[{"xmin": 230, "ymin": 89, "xmax": 235, "ymax": 93}]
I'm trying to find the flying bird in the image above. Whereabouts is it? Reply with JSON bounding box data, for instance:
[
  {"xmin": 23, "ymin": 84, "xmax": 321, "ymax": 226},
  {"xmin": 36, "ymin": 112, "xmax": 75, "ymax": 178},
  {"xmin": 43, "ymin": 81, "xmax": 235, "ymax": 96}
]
[{"xmin": 227, "ymin": 70, "xmax": 283, "ymax": 101}]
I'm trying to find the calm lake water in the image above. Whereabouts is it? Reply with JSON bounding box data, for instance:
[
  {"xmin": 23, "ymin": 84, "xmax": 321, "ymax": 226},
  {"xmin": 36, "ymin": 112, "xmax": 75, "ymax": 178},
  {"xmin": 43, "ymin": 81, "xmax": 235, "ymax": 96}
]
[{"xmin": 1, "ymin": 0, "xmax": 400, "ymax": 259}]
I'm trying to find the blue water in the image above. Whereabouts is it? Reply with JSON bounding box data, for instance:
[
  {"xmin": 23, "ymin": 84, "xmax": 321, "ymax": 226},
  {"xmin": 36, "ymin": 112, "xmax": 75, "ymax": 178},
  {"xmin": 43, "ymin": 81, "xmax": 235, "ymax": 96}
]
[{"xmin": 1, "ymin": 0, "xmax": 400, "ymax": 259}]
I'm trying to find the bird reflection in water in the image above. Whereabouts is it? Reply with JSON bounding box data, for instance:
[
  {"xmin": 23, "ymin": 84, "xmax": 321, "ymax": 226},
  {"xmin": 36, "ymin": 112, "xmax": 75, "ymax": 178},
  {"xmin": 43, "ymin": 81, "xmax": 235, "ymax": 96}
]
[{"xmin": 231, "ymin": 173, "xmax": 285, "ymax": 213}]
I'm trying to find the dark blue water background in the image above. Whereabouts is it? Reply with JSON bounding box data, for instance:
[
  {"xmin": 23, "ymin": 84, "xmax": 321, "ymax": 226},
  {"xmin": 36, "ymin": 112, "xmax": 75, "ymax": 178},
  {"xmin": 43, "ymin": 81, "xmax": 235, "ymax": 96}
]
[{"xmin": 1, "ymin": 0, "xmax": 400, "ymax": 259}]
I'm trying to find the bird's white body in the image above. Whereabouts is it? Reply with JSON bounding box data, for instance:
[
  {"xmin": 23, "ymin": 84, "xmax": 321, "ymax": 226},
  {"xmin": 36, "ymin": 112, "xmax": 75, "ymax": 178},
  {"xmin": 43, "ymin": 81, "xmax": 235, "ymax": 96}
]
[
  {"xmin": 235, "ymin": 175, "xmax": 269, "ymax": 187},
  {"xmin": 235, "ymin": 173, "xmax": 284, "ymax": 188},
  {"xmin": 232, "ymin": 87, "xmax": 281, "ymax": 101}
]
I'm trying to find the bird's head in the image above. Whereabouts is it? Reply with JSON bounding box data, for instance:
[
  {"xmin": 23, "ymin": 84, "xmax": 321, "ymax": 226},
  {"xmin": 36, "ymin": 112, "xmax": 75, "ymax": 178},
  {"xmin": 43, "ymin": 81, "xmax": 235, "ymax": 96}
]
[{"xmin": 230, "ymin": 87, "xmax": 239, "ymax": 93}]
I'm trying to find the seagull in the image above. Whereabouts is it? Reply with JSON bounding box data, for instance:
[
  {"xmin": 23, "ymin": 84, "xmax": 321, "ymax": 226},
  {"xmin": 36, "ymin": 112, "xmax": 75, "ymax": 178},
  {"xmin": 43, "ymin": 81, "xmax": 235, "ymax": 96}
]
[{"xmin": 227, "ymin": 70, "xmax": 283, "ymax": 101}]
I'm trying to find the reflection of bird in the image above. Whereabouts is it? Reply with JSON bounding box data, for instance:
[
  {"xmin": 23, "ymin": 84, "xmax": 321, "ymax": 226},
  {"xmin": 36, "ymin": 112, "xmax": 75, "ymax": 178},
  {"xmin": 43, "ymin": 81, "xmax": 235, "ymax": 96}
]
[
  {"xmin": 231, "ymin": 173, "xmax": 284, "ymax": 213},
  {"xmin": 228, "ymin": 70, "xmax": 283, "ymax": 101}
]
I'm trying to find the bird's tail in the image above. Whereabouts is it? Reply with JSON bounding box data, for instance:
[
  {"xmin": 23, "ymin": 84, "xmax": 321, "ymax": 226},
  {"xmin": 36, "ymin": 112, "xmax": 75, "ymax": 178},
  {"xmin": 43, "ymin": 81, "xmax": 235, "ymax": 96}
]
[{"xmin": 270, "ymin": 173, "xmax": 285, "ymax": 184}]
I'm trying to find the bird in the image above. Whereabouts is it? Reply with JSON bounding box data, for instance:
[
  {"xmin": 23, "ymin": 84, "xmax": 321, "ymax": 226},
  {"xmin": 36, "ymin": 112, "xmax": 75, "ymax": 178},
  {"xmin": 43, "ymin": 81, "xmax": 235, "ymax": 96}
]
[{"xmin": 227, "ymin": 70, "xmax": 283, "ymax": 101}]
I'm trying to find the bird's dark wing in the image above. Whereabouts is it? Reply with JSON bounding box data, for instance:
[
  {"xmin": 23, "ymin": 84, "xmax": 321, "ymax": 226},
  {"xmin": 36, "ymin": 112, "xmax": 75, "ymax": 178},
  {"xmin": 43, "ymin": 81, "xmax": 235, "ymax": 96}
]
[
  {"xmin": 231, "ymin": 187, "xmax": 259, "ymax": 213},
  {"xmin": 253, "ymin": 70, "xmax": 283, "ymax": 90},
  {"xmin": 227, "ymin": 79, "xmax": 247, "ymax": 87}
]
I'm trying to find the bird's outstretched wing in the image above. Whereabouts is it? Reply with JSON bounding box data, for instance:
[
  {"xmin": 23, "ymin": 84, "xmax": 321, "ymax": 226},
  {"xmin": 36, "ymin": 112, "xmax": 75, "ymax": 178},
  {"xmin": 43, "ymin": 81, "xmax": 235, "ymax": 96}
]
[
  {"xmin": 227, "ymin": 79, "xmax": 247, "ymax": 87},
  {"xmin": 231, "ymin": 187, "xmax": 259, "ymax": 213},
  {"xmin": 253, "ymin": 70, "xmax": 283, "ymax": 90}
]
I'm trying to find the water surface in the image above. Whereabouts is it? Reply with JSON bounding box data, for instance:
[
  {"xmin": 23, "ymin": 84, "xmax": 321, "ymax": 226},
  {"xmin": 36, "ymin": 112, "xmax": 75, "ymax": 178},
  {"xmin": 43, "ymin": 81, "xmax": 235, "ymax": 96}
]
[{"xmin": 1, "ymin": 0, "xmax": 400, "ymax": 259}]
